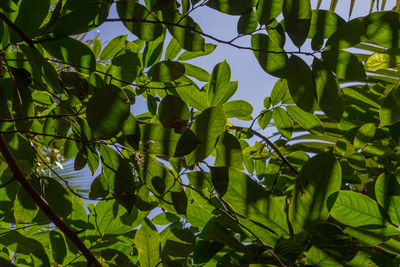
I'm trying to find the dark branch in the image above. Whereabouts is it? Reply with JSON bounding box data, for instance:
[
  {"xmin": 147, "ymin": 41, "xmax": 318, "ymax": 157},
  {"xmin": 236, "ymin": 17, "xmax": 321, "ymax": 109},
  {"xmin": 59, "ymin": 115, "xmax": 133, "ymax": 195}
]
[{"xmin": 0, "ymin": 135, "xmax": 101, "ymax": 266}]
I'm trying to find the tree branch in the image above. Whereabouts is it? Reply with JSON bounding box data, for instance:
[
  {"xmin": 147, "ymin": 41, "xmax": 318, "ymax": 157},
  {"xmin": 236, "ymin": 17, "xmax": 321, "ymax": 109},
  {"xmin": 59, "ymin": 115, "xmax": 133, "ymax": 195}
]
[
  {"xmin": 0, "ymin": 13, "xmax": 35, "ymax": 48},
  {"xmin": 227, "ymin": 125, "xmax": 298, "ymax": 175},
  {"xmin": 106, "ymin": 18, "xmax": 316, "ymax": 56},
  {"xmin": 0, "ymin": 135, "xmax": 101, "ymax": 266},
  {"xmin": 0, "ymin": 113, "xmax": 83, "ymax": 123}
]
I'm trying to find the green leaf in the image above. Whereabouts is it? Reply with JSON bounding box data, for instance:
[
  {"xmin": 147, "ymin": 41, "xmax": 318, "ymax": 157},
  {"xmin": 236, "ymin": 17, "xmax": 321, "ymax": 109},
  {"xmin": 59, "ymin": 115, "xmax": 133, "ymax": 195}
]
[
  {"xmin": 51, "ymin": 0, "xmax": 110, "ymax": 36},
  {"xmin": 186, "ymin": 107, "xmax": 227, "ymax": 165},
  {"xmin": 205, "ymin": 0, "xmax": 252, "ymax": 15},
  {"xmin": 286, "ymin": 55, "xmax": 316, "ymax": 112},
  {"xmin": 152, "ymin": 212, "xmax": 180, "ymax": 225},
  {"xmin": 107, "ymin": 50, "xmax": 141, "ymax": 87},
  {"xmin": 251, "ymin": 34, "xmax": 288, "ymax": 78},
  {"xmin": 150, "ymin": 61, "xmax": 185, "ymax": 82},
  {"xmin": 271, "ymin": 78, "xmax": 289, "ymax": 105},
  {"xmin": 158, "ymin": 95, "xmax": 189, "ymax": 130},
  {"xmin": 375, "ymin": 173, "xmax": 400, "ymax": 225},
  {"xmin": 100, "ymin": 35, "xmax": 128, "ymax": 61},
  {"xmin": 354, "ymin": 123, "xmax": 376, "ymax": 150},
  {"xmin": 13, "ymin": 187, "xmax": 39, "ymax": 224},
  {"xmin": 325, "ymin": 18, "xmax": 365, "ymax": 49},
  {"xmin": 256, "ymin": 0, "xmax": 283, "ymax": 25},
  {"xmin": 10, "ymin": 0, "xmax": 50, "ymax": 41},
  {"xmin": 321, "ymin": 49, "xmax": 366, "ymax": 81},
  {"xmin": 165, "ymin": 37, "xmax": 182, "ymax": 60},
  {"xmin": 306, "ymin": 246, "xmax": 341, "ymax": 266},
  {"xmin": 164, "ymin": 11, "xmax": 205, "ymax": 51},
  {"xmin": 312, "ymin": 58, "xmax": 344, "ymax": 121},
  {"xmin": 211, "ymin": 167, "xmax": 289, "ymax": 236},
  {"xmin": 207, "ymin": 60, "xmax": 231, "ymax": 106},
  {"xmin": 365, "ymin": 50, "xmax": 400, "ymax": 71},
  {"xmin": 93, "ymin": 199, "xmax": 144, "ymax": 235},
  {"xmin": 41, "ymin": 37, "xmax": 96, "ymax": 75},
  {"xmin": 89, "ymin": 173, "xmax": 109, "ymax": 200},
  {"xmin": 364, "ymin": 11, "xmax": 400, "ymax": 48},
  {"xmin": 273, "ymin": 107, "xmax": 293, "ymax": 139},
  {"xmin": 178, "ymin": 43, "xmax": 216, "ymax": 60},
  {"xmin": 258, "ymin": 110, "xmax": 272, "ymax": 129},
  {"xmin": 237, "ymin": 11, "xmax": 258, "ymax": 34},
  {"xmin": 308, "ymin": 9, "xmax": 345, "ymax": 39},
  {"xmin": 283, "ymin": 0, "xmax": 312, "ymax": 47},
  {"xmin": 116, "ymin": 1, "xmax": 163, "ymax": 41},
  {"xmin": 139, "ymin": 124, "xmax": 181, "ymax": 156},
  {"xmin": 380, "ymin": 89, "xmax": 400, "ymax": 127},
  {"xmin": 135, "ymin": 219, "xmax": 160, "ymax": 267},
  {"xmin": 289, "ymin": 152, "xmax": 341, "ymax": 233},
  {"xmin": 176, "ymin": 81, "xmax": 208, "ymax": 111},
  {"xmin": 86, "ymin": 85, "xmax": 130, "ymax": 139},
  {"xmin": 100, "ymin": 146, "xmax": 135, "ymax": 198},
  {"xmin": 286, "ymin": 105, "xmax": 324, "ymax": 134},
  {"xmin": 49, "ymin": 231, "xmax": 67, "ymax": 264},
  {"xmin": 215, "ymin": 131, "xmax": 243, "ymax": 169},
  {"xmin": 45, "ymin": 179, "xmax": 73, "ymax": 218},
  {"xmin": 222, "ymin": 100, "xmax": 253, "ymax": 118},
  {"xmin": 182, "ymin": 62, "xmax": 210, "ymax": 82},
  {"xmin": 330, "ymin": 190, "xmax": 387, "ymax": 227}
]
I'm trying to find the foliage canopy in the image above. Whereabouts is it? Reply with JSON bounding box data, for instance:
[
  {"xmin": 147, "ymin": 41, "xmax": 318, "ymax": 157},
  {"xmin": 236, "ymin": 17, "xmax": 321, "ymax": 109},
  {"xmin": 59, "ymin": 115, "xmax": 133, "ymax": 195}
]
[{"xmin": 0, "ymin": 0, "xmax": 400, "ymax": 266}]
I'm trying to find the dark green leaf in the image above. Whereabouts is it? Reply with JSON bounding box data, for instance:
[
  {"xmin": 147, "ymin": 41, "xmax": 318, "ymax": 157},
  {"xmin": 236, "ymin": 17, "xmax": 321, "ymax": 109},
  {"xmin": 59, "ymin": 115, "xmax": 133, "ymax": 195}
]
[
  {"xmin": 326, "ymin": 18, "xmax": 365, "ymax": 49},
  {"xmin": 364, "ymin": 11, "xmax": 400, "ymax": 48},
  {"xmin": 289, "ymin": 152, "xmax": 341, "ymax": 233},
  {"xmin": 206, "ymin": 0, "xmax": 252, "ymax": 15},
  {"xmin": 283, "ymin": 0, "xmax": 312, "ymax": 47},
  {"xmin": 150, "ymin": 61, "xmax": 185, "ymax": 82},
  {"xmin": 222, "ymin": 100, "xmax": 253, "ymax": 118},
  {"xmin": 100, "ymin": 35, "xmax": 128, "ymax": 61},
  {"xmin": 321, "ymin": 49, "xmax": 366, "ymax": 81},
  {"xmin": 273, "ymin": 107, "xmax": 293, "ymax": 139},
  {"xmin": 86, "ymin": 85, "xmax": 130, "ymax": 139},
  {"xmin": 116, "ymin": 1, "xmax": 163, "ymax": 41},
  {"xmin": 41, "ymin": 37, "xmax": 96, "ymax": 75},
  {"xmin": 286, "ymin": 105, "xmax": 324, "ymax": 134},
  {"xmin": 237, "ymin": 11, "xmax": 258, "ymax": 34},
  {"xmin": 186, "ymin": 107, "xmax": 226, "ymax": 165},
  {"xmin": 49, "ymin": 231, "xmax": 67, "ymax": 264},
  {"xmin": 286, "ymin": 55, "xmax": 316, "ymax": 112},
  {"xmin": 312, "ymin": 57, "xmax": 344, "ymax": 121},
  {"xmin": 207, "ymin": 60, "xmax": 231, "ymax": 106},
  {"xmin": 251, "ymin": 34, "xmax": 288, "ymax": 78},
  {"xmin": 215, "ymin": 131, "xmax": 243, "ymax": 169},
  {"xmin": 178, "ymin": 43, "xmax": 216, "ymax": 60},
  {"xmin": 256, "ymin": 0, "xmax": 283, "ymax": 25}
]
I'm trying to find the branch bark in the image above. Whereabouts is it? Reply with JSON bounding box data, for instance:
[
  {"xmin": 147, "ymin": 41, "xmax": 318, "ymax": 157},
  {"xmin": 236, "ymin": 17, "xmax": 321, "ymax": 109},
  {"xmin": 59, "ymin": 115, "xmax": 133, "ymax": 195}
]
[{"xmin": 0, "ymin": 135, "xmax": 102, "ymax": 267}]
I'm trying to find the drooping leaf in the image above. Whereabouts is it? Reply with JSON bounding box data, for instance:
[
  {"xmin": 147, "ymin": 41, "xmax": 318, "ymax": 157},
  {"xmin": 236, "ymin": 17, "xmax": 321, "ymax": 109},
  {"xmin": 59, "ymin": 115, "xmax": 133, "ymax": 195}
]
[
  {"xmin": 135, "ymin": 219, "xmax": 160, "ymax": 267},
  {"xmin": 256, "ymin": 0, "xmax": 283, "ymax": 25},
  {"xmin": 312, "ymin": 57, "xmax": 344, "ymax": 121},
  {"xmin": 321, "ymin": 49, "xmax": 366, "ymax": 81},
  {"xmin": 273, "ymin": 107, "xmax": 293, "ymax": 139},
  {"xmin": 116, "ymin": 1, "xmax": 163, "ymax": 41},
  {"xmin": 49, "ymin": 231, "xmax": 67, "ymax": 265},
  {"xmin": 186, "ymin": 107, "xmax": 227, "ymax": 165},
  {"xmin": 286, "ymin": 105, "xmax": 324, "ymax": 134},
  {"xmin": 41, "ymin": 37, "xmax": 96, "ymax": 74},
  {"xmin": 86, "ymin": 85, "xmax": 130, "ymax": 139},
  {"xmin": 215, "ymin": 131, "xmax": 243, "ymax": 169},
  {"xmin": 107, "ymin": 50, "xmax": 141, "ymax": 86},
  {"xmin": 286, "ymin": 55, "xmax": 316, "ymax": 112},
  {"xmin": 158, "ymin": 95, "xmax": 189, "ymax": 132},
  {"xmin": 178, "ymin": 43, "xmax": 216, "ymax": 60},
  {"xmin": 237, "ymin": 11, "xmax": 258, "ymax": 34},
  {"xmin": 149, "ymin": 61, "xmax": 185, "ymax": 82},
  {"xmin": 100, "ymin": 35, "xmax": 128, "ymax": 61},
  {"xmin": 13, "ymin": 186, "xmax": 39, "ymax": 224},
  {"xmin": 163, "ymin": 11, "xmax": 205, "ymax": 51},
  {"xmin": 364, "ymin": 11, "xmax": 400, "ymax": 48},
  {"xmin": 289, "ymin": 152, "xmax": 342, "ymax": 233},
  {"xmin": 325, "ymin": 18, "xmax": 365, "ymax": 49},
  {"xmin": 251, "ymin": 34, "xmax": 288, "ymax": 78},
  {"xmin": 283, "ymin": 0, "xmax": 312, "ymax": 47},
  {"xmin": 205, "ymin": 0, "xmax": 252, "ymax": 15},
  {"xmin": 380, "ymin": 89, "xmax": 400, "ymax": 127}
]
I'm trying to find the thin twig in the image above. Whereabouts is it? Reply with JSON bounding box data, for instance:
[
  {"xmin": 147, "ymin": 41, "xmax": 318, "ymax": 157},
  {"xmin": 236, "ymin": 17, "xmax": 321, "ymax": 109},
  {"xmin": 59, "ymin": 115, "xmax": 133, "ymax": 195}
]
[
  {"xmin": 228, "ymin": 125, "xmax": 298, "ymax": 175},
  {"xmin": 0, "ymin": 113, "xmax": 83, "ymax": 123},
  {"xmin": 106, "ymin": 18, "xmax": 316, "ymax": 56}
]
